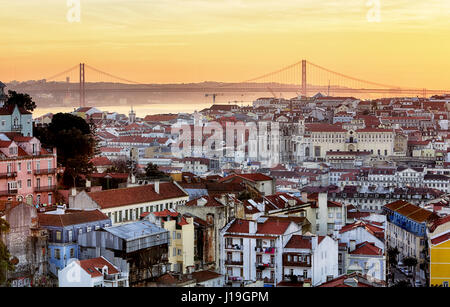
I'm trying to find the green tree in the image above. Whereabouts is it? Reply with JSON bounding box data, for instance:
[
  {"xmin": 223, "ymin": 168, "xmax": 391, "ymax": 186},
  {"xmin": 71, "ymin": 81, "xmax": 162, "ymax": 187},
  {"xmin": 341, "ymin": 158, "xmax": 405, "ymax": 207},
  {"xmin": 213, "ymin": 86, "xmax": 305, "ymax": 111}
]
[
  {"xmin": 0, "ymin": 219, "xmax": 14, "ymax": 286},
  {"xmin": 5, "ymin": 90, "xmax": 37, "ymax": 112},
  {"xmin": 387, "ymin": 247, "xmax": 399, "ymax": 267},
  {"xmin": 403, "ymin": 256, "xmax": 418, "ymax": 281},
  {"xmin": 35, "ymin": 113, "xmax": 96, "ymax": 188},
  {"xmin": 144, "ymin": 163, "xmax": 167, "ymax": 179}
]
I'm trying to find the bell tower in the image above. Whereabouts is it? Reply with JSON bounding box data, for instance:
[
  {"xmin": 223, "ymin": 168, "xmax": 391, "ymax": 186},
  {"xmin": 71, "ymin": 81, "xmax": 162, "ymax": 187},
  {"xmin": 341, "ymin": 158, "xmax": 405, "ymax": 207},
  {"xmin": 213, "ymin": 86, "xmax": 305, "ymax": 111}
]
[{"xmin": 0, "ymin": 81, "xmax": 7, "ymax": 106}]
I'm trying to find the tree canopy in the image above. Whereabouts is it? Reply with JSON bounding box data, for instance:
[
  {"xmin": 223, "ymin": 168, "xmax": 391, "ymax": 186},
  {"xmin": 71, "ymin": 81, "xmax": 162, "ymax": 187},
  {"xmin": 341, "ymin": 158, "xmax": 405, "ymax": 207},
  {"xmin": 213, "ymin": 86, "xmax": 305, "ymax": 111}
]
[
  {"xmin": 4, "ymin": 90, "xmax": 37, "ymax": 112},
  {"xmin": 144, "ymin": 163, "xmax": 168, "ymax": 180},
  {"xmin": 0, "ymin": 219, "xmax": 14, "ymax": 285},
  {"xmin": 34, "ymin": 112, "xmax": 97, "ymax": 187}
]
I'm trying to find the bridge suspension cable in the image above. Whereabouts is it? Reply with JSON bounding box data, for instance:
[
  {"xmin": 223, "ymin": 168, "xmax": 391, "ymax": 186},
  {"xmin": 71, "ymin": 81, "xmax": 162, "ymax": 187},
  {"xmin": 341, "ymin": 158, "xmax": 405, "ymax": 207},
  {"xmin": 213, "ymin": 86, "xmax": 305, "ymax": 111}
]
[
  {"xmin": 84, "ymin": 64, "xmax": 146, "ymax": 85},
  {"xmin": 44, "ymin": 64, "xmax": 79, "ymax": 81},
  {"xmin": 306, "ymin": 60, "xmax": 403, "ymax": 90}
]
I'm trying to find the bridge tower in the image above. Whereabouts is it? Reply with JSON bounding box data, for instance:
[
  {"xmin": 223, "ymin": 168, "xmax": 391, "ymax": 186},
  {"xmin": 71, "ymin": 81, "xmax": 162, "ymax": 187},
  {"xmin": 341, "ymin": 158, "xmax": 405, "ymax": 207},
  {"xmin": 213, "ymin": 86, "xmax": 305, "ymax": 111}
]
[
  {"xmin": 79, "ymin": 63, "xmax": 85, "ymax": 107},
  {"xmin": 301, "ymin": 59, "xmax": 307, "ymax": 97}
]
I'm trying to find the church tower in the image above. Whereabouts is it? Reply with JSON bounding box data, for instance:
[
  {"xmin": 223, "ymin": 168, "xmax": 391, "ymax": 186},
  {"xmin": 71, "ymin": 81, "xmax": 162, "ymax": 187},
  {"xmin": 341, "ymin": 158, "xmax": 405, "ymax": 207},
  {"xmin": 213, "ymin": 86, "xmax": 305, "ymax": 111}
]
[
  {"xmin": 128, "ymin": 107, "xmax": 136, "ymax": 124},
  {"xmin": 0, "ymin": 81, "xmax": 7, "ymax": 106}
]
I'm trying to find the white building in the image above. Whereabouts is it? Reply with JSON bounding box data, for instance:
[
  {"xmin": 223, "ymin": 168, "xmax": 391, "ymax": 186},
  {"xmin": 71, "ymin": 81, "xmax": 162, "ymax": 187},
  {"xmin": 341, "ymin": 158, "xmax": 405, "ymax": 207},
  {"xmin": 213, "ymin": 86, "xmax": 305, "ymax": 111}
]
[
  {"xmin": 220, "ymin": 216, "xmax": 302, "ymax": 287},
  {"xmin": 58, "ymin": 257, "xmax": 128, "ymax": 287},
  {"xmin": 282, "ymin": 234, "xmax": 339, "ymax": 286}
]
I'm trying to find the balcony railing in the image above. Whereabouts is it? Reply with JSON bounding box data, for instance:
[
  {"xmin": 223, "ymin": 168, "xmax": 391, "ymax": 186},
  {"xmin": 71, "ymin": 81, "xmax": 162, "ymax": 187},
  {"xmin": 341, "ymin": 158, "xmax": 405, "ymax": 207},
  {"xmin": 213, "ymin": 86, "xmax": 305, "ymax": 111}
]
[
  {"xmin": 0, "ymin": 189, "xmax": 18, "ymax": 196},
  {"xmin": 104, "ymin": 274, "xmax": 127, "ymax": 281},
  {"xmin": 0, "ymin": 172, "xmax": 17, "ymax": 179},
  {"xmin": 225, "ymin": 260, "xmax": 243, "ymax": 266},
  {"xmin": 256, "ymin": 263, "xmax": 275, "ymax": 270},
  {"xmin": 255, "ymin": 247, "xmax": 276, "ymax": 254},
  {"xmin": 225, "ymin": 244, "xmax": 243, "ymax": 251},
  {"xmin": 12, "ymin": 125, "xmax": 22, "ymax": 131},
  {"xmin": 34, "ymin": 185, "xmax": 56, "ymax": 192},
  {"xmin": 34, "ymin": 168, "xmax": 56, "ymax": 175}
]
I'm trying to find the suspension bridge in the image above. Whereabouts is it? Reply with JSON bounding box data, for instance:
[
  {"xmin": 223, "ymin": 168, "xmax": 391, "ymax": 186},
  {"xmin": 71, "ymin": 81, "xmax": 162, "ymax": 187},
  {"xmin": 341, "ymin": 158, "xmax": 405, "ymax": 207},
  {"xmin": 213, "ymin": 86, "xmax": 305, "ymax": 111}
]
[{"xmin": 12, "ymin": 60, "xmax": 450, "ymax": 107}]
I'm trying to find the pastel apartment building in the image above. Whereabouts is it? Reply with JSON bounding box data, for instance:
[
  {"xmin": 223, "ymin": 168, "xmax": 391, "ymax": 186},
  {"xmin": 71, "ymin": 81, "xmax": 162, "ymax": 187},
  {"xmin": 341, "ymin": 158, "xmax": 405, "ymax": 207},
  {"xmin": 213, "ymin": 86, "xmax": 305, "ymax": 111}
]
[
  {"xmin": 144, "ymin": 209, "xmax": 195, "ymax": 274},
  {"xmin": 0, "ymin": 132, "xmax": 57, "ymax": 205},
  {"xmin": 69, "ymin": 182, "xmax": 189, "ymax": 225},
  {"xmin": 38, "ymin": 208, "xmax": 111, "ymax": 274}
]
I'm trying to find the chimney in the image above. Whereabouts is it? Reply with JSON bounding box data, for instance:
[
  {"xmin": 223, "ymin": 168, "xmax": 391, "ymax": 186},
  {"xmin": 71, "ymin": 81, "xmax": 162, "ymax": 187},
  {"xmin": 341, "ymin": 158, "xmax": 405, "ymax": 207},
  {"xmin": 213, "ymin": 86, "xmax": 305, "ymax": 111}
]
[{"xmin": 155, "ymin": 180, "xmax": 160, "ymax": 194}]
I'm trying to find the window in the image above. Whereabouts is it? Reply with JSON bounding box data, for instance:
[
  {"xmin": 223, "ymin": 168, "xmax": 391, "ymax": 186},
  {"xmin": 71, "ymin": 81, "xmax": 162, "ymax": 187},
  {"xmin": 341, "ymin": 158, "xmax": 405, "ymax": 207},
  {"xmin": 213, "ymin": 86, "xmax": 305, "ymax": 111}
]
[
  {"xmin": 177, "ymin": 233, "xmax": 181, "ymax": 239},
  {"xmin": 178, "ymin": 249, "xmax": 182, "ymax": 256},
  {"xmin": 87, "ymin": 226, "xmax": 92, "ymax": 232},
  {"xmin": 56, "ymin": 231, "xmax": 61, "ymax": 241},
  {"xmin": 68, "ymin": 230, "xmax": 73, "ymax": 242},
  {"xmin": 70, "ymin": 248, "xmax": 75, "ymax": 258},
  {"xmin": 55, "ymin": 249, "xmax": 60, "ymax": 260},
  {"xmin": 27, "ymin": 179, "xmax": 31, "ymax": 187}
]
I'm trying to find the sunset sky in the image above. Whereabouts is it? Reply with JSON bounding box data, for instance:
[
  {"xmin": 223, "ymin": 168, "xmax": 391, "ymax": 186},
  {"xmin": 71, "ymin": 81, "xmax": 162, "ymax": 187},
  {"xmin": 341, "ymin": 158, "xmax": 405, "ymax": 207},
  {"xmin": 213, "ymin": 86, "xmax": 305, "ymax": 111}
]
[{"xmin": 1, "ymin": 0, "xmax": 449, "ymax": 89}]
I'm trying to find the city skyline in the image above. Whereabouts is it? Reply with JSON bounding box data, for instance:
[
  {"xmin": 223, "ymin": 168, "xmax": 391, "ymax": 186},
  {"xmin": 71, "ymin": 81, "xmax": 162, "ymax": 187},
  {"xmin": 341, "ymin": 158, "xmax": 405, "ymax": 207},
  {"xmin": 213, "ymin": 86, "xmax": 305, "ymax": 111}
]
[{"xmin": 1, "ymin": 0, "xmax": 450, "ymax": 89}]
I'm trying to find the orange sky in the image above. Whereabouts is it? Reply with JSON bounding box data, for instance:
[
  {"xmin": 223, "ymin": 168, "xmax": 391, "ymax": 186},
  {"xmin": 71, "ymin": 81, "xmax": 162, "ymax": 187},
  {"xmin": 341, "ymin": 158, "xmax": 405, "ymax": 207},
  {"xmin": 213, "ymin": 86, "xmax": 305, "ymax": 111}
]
[{"xmin": 1, "ymin": 0, "xmax": 450, "ymax": 89}]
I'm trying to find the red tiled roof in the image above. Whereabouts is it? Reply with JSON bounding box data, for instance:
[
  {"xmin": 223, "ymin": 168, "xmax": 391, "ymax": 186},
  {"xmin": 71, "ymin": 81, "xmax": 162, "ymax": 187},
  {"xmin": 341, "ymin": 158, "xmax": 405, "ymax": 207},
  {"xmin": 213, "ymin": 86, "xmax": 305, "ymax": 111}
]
[
  {"xmin": 218, "ymin": 173, "xmax": 273, "ymax": 183},
  {"xmin": 305, "ymin": 123, "xmax": 346, "ymax": 133},
  {"xmin": 431, "ymin": 231, "xmax": 450, "ymax": 246},
  {"xmin": 90, "ymin": 156, "xmax": 113, "ymax": 166},
  {"xmin": 339, "ymin": 220, "xmax": 384, "ymax": 239},
  {"xmin": 38, "ymin": 209, "xmax": 109, "ymax": 227},
  {"xmin": 78, "ymin": 257, "xmax": 119, "ymax": 278},
  {"xmin": 87, "ymin": 183, "xmax": 188, "ymax": 209},
  {"xmin": 227, "ymin": 219, "xmax": 250, "ymax": 233},
  {"xmin": 152, "ymin": 209, "xmax": 180, "ymax": 218},
  {"xmin": 256, "ymin": 219, "xmax": 292, "ymax": 235},
  {"xmin": 284, "ymin": 235, "xmax": 312, "ymax": 249},
  {"xmin": 350, "ymin": 241, "xmax": 383, "ymax": 256}
]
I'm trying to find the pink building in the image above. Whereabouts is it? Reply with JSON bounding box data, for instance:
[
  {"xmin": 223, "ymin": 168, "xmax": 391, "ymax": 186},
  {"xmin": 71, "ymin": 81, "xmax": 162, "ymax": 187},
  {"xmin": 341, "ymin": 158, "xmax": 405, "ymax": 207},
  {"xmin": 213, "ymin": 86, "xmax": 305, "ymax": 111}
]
[{"xmin": 0, "ymin": 132, "xmax": 57, "ymax": 205}]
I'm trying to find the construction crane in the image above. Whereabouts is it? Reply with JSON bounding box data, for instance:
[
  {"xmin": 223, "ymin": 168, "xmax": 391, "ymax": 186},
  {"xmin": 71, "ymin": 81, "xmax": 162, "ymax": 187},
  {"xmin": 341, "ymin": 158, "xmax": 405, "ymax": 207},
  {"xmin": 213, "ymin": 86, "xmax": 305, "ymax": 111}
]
[{"xmin": 205, "ymin": 93, "xmax": 223, "ymax": 104}]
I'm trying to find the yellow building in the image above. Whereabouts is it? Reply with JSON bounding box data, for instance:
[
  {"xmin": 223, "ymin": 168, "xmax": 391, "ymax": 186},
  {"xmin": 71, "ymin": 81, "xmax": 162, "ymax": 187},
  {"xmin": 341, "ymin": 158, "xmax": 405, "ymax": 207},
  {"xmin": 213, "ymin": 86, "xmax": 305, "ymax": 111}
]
[
  {"xmin": 146, "ymin": 210, "xmax": 195, "ymax": 274},
  {"xmin": 430, "ymin": 231, "xmax": 450, "ymax": 287}
]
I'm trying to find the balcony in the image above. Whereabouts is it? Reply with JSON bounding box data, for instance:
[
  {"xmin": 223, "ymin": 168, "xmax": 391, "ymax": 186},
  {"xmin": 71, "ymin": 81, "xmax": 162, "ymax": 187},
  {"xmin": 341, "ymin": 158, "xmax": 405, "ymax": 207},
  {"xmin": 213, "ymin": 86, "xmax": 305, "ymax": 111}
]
[
  {"xmin": 104, "ymin": 273, "xmax": 127, "ymax": 281},
  {"xmin": 0, "ymin": 189, "xmax": 18, "ymax": 196},
  {"xmin": 34, "ymin": 168, "xmax": 57, "ymax": 175},
  {"xmin": 256, "ymin": 263, "xmax": 275, "ymax": 270},
  {"xmin": 225, "ymin": 244, "xmax": 243, "ymax": 251},
  {"xmin": 0, "ymin": 172, "xmax": 17, "ymax": 179},
  {"xmin": 255, "ymin": 247, "xmax": 276, "ymax": 254},
  {"xmin": 225, "ymin": 260, "xmax": 243, "ymax": 266},
  {"xmin": 11, "ymin": 125, "xmax": 22, "ymax": 132},
  {"xmin": 34, "ymin": 185, "xmax": 56, "ymax": 193}
]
